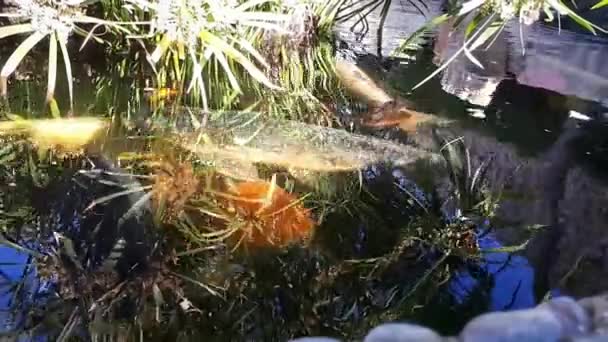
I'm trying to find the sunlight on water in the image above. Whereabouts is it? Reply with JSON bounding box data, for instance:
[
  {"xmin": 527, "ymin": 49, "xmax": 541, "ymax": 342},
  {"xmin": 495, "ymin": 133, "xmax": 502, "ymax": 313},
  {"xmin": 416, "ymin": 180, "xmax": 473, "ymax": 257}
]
[
  {"xmin": 0, "ymin": 117, "xmax": 108, "ymax": 152},
  {"xmin": 0, "ymin": 111, "xmax": 438, "ymax": 176}
]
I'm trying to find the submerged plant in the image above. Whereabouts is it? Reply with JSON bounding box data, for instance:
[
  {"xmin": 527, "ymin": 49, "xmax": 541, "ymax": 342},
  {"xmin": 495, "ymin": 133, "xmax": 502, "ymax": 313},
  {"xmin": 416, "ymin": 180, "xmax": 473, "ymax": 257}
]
[{"xmin": 221, "ymin": 177, "xmax": 316, "ymax": 249}]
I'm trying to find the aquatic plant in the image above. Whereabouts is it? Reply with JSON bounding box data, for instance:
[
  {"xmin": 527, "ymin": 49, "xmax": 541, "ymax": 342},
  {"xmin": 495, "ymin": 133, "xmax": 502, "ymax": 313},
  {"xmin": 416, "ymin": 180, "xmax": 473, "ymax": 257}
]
[
  {"xmin": 0, "ymin": 0, "xmax": 347, "ymax": 121},
  {"xmin": 0, "ymin": 0, "xmax": 129, "ymax": 110},
  {"xmin": 220, "ymin": 176, "xmax": 315, "ymax": 249},
  {"xmin": 120, "ymin": 0, "xmax": 288, "ymax": 110},
  {"xmin": 0, "ymin": 122, "xmax": 508, "ymax": 341}
]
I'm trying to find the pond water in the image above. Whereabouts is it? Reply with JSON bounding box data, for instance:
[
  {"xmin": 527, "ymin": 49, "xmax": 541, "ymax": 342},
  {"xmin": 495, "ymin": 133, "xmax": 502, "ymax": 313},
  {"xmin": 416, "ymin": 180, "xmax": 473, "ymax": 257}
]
[{"xmin": 2, "ymin": 2, "xmax": 608, "ymax": 340}]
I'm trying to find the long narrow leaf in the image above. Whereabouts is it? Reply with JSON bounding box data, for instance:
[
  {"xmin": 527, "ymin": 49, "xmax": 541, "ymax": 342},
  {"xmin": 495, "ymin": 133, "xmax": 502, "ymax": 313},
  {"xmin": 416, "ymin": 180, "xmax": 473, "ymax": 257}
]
[
  {"xmin": 411, "ymin": 13, "xmax": 496, "ymax": 90},
  {"xmin": 547, "ymin": 0, "xmax": 608, "ymax": 34},
  {"xmin": 151, "ymin": 35, "xmax": 172, "ymax": 64},
  {"xmin": 187, "ymin": 49, "xmax": 209, "ymax": 110},
  {"xmin": 463, "ymin": 44, "xmax": 484, "ymax": 69},
  {"xmin": 46, "ymin": 33, "xmax": 58, "ymax": 104},
  {"xmin": 592, "ymin": 0, "xmax": 608, "ymax": 9},
  {"xmin": 226, "ymin": 11, "xmax": 291, "ymax": 23},
  {"xmin": 0, "ymin": 31, "xmax": 47, "ymax": 97},
  {"xmin": 391, "ymin": 13, "xmax": 449, "ymax": 56},
  {"xmin": 230, "ymin": 36, "xmax": 270, "ymax": 69},
  {"xmin": 457, "ymin": 0, "xmax": 485, "ymax": 16},
  {"xmin": 236, "ymin": 0, "xmax": 274, "ymax": 11},
  {"xmin": 0, "ymin": 32, "xmax": 46, "ymax": 78},
  {"xmin": 200, "ymin": 30, "xmax": 281, "ymax": 90},
  {"xmin": 58, "ymin": 35, "xmax": 74, "ymax": 110},
  {"xmin": 0, "ymin": 24, "xmax": 34, "ymax": 39},
  {"xmin": 79, "ymin": 22, "xmax": 104, "ymax": 51},
  {"xmin": 212, "ymin": 50, "xmax": 241, "ymax": 93}
]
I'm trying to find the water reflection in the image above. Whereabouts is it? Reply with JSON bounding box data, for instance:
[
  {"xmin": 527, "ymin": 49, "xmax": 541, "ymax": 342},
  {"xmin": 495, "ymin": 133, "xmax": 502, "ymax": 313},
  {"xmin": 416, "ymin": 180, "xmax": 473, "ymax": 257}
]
[
  {"xmin": 434, "ymin": 16, "xmax": 608, "ymax": 109},
  {"xmin": 1, "ymin": 3, "xmax": 608, "ymax": 337},
  {"xmin": 450, "ymin": 230, "xmax": 536, "ymax": 311}
]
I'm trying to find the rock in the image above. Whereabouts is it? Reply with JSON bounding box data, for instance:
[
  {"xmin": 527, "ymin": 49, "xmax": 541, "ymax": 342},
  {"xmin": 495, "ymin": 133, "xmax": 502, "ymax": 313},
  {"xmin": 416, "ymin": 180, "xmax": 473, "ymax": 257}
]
[
  {"xmin": 459, "ymin": 297, "xmax": 590, "ymax": 342},
  {"xmin": 542, "ymin": 297, "xmax": 591, "ymax": 336},
  {"xmin": 578, "ymin": 294, "xmax": 608, "ymax": 335},
  {"xmin": 289, "ymin": 338, "xmax": 342, "ymax": 342},
  {"xmin": 363, "ymin": 323, "xmax": 445, "ymax": 342},
  {"xmin": 460, "ymin": 310, "xmax": 562, "ymax": 342},
  {"xmin": 570, "ymin": 337, "xmax": 608, "ymax": 342}
]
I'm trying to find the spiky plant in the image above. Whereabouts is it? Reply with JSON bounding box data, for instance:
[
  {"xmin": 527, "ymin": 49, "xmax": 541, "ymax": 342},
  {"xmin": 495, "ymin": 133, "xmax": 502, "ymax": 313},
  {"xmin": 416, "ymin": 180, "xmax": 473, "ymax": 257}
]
[
  {"xmin": 0, "ymin": 0, "xmax": 131, "ymax": 111},
  {"xmin": 119, "ymin": 0, "xmax": 293, "ymax": 111}
]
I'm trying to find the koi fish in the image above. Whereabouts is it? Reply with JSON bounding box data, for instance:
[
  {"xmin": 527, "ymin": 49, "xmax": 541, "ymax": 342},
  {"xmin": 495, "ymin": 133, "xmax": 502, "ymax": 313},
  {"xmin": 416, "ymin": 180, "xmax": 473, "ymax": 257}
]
[{"xmin": 335, "ymin": 59, "xmax": 450, "ymax": 132}]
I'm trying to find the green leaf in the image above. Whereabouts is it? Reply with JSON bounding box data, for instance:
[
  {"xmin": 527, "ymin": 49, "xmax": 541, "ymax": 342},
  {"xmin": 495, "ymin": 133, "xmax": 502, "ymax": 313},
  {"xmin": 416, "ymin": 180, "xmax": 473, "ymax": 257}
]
[
  {"xmin": 212, "ymin": 50, "xmax": 241, "ymax": 93},
  {"xmin": 46, "ymin": 33, "xmax": 58, "ymax": 104},
  {"xmin": 546, "ymin": 0, "xmax": 608, "ymax": 34},
  {"xmin": 0, "ymin": 23, "xmax": 34, "ymax": 39},
  {"xmin": 199, "ymin": 30, "xmax": 282, "ymax": 91},
  {"xmin": 391, "ymin": 13, "xmax": 449, "ymax": 56},
  {"xmin": 483, "ymin": 240, "xmax": 529, "ymax": 254},
  {"xmin": 465, "ymin": 12, "xmax": 483, "ymax": 39},
  {"xmin": 236, "ymin": 0, "xmax": 274, "ymax": 11},
  {"xmin": 411, "ymin": 13, "xmax": 497, "ymax": 90},
  {"xmin": 49, "ymin": 98, "xmax": 61, "ymax": 118},
  {"xmin": 151, "ymin": 34, "xmax": 172, "ymax": 64},
  {"xmin": 457, "ymin": 0, "xmax": 486, "ymax": 16},
  {"xmin": 230, "ymin": 36, "xmax": 270, "ymax": 69},
  {"xmin": 591, "ymin": 0, "xmax": 608, "ymax": 9},
  {"xmin": 58, "ymin": 34, "xmax": 74, "ymax": 110},
  {"xmin": 5, "ymin": 113, "xmax": 25, "ymax": 121},
  {"xmin": 469, "ymin": 19, "xmax": 505, "ymax": 51},
  {"xmin": 0, "ymin": 31, "xmax": 47, "ymax": 97},
  {"xmin": 79, "ymin": 23, "xmax": 104, "ymax": 51}
]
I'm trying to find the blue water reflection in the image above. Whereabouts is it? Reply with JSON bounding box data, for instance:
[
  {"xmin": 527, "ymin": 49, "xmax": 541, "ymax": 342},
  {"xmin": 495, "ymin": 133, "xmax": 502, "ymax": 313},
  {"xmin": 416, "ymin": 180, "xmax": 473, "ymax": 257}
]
[{"xmin": 449, "ymin": 229, "xmax": 537, "ymax": 311}]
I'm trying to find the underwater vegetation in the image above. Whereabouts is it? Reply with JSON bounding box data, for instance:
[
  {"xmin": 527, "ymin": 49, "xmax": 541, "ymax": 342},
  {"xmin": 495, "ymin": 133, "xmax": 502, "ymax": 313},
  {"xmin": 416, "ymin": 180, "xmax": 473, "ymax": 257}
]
[
  {"xmin": 1, "ymin": 0, "xmax": 605, "ymax": 340},
  {"xmin": 0, "ymin": 110, "xmax": 515, "ymax": 340}
]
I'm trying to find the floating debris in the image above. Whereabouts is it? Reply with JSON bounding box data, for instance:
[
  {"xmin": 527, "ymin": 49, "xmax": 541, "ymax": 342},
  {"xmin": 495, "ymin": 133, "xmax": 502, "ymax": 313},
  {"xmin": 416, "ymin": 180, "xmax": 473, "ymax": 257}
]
[
  {"xmin": 568, "ymin": 110, "xmax": 592, "ymax": 121},
  {"xmin": 467, "ymin": 107, "xmax": 487, "ymax": 119}
]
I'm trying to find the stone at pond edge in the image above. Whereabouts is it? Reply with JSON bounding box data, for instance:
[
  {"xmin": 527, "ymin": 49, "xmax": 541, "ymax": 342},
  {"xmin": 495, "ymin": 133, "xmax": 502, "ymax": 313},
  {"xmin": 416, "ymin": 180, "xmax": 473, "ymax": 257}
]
[
  {"xmin": 459, "ymin": 297, "xmax": 591, "ymax": 342},
  {"xmin": 289, "ymin": 338, "xmax": 341, "ymax": 342},
  {"xmin": 578, "ymin": 294, "xmax": 608, "ymax": 335},
  {"xmin": 363, "ymin": 323, "xmax": 445, "ymax": 342},
  {"xmin": 543, "ymin": 297, "xmax": 591, "ymax": 336}
]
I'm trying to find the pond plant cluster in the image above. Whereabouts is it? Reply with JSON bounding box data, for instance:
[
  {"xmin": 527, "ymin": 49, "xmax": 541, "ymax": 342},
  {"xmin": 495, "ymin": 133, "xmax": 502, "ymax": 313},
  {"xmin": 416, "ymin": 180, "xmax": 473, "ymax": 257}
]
[
  {"xmin": 0, "ymin": 110, "xmax": 494, "ymax": 341},
  {"xmin": 0, "ymin": 0, "xmax": 606, "ymax": 341}
]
